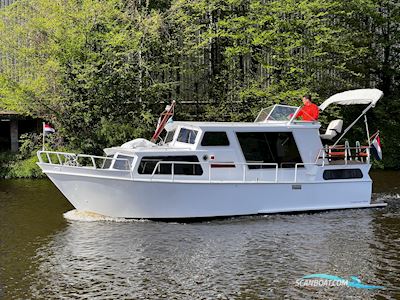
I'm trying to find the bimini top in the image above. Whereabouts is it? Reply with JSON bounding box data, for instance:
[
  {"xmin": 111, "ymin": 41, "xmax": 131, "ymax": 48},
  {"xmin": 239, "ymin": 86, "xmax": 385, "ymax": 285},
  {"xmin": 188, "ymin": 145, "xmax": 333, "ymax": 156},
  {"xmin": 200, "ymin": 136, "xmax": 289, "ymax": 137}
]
[{"xmin": 319, "ymin": 88, "xmax": 383, "ymax": 111}]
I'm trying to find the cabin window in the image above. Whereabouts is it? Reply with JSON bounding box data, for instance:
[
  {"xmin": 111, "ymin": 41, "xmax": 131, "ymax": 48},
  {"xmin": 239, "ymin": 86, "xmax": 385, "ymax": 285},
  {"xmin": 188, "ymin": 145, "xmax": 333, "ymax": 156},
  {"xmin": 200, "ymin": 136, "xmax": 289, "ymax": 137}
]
[
  {"xmin": 236, "ymin": 132, "xmax": 303, "ymax": 169},
  {"xmin": 113, "ymin": 155, "xmax": 134, "ymax": 170},
  {"xmin": 323, "ymin": 169, "xmax": 363, "ymax": 180},
  {"xmin": 201, "ymin": 132, "xmax": 230, "ymax": 146},
  {"xmin": 177, "ymin": 128, "xmax": 198, "ymax": 144},
  {"xmin": 102, "ymin": 155, "xmax": 114, "ymax": 169},
  {"xmin": 164, "ymin": 130, "xmax": 176, "ymax": 143},
  {"xmin": 138, "ymin": 156, "xmax": 203, "ymax": 175}
]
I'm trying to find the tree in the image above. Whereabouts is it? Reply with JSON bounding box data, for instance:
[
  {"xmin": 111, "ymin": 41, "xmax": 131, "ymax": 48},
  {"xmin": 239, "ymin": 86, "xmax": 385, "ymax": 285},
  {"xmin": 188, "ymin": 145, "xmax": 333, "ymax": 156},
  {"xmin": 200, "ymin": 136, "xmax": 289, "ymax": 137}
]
[
  {"xmin": 0, "ymin": 0, "xmax": 399, "ymax": 168},
  {"xmin": 0, "ymin": 0, "xmax": 172, "ymax": 152}
]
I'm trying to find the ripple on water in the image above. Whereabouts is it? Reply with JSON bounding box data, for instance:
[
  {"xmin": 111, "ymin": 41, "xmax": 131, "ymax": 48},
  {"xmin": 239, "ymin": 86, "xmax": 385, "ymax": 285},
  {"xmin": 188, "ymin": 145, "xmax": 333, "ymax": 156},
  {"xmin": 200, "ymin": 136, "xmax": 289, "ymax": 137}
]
[
  {"xmin": 21, "ymin": 195, "xmax": 399, "ymax": 299},
  {"xmin": 0, "ymin": 188, "xmax": 397, "ymax": 299}
]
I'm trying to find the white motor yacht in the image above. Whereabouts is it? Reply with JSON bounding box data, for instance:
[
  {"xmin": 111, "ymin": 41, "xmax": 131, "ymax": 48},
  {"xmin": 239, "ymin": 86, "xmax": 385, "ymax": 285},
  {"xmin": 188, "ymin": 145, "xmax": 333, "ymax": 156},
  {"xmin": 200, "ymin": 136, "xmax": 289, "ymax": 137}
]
[{"xmin": 37, "ymin": 89, "xmax": 387, "ymax": 219}]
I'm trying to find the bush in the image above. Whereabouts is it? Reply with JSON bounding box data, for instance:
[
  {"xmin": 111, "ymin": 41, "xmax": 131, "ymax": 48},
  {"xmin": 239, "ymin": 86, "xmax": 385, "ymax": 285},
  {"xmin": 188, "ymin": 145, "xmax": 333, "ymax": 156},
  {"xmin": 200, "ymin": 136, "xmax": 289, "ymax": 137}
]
[
  {"xmin": 0, "ymin": 132, "xmax": 72, "ymax": 179},
  {"xmin": 0, "ymin": 152, "xmax": 15, "ymax": 178},
  {"xmin": 7, "ymin": 155, "xmax": 45, "ymax": 179}
]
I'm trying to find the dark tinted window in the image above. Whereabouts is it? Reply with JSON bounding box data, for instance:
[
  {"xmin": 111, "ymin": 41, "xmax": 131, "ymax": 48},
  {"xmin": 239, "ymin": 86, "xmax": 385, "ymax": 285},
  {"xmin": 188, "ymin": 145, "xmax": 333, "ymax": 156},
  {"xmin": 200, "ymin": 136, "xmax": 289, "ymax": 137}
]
[
  {"xmin": 323, "ymin": 169, "xmax": 363, "ymax": 180},
  {"xmin": 236, "ymin": 132, "xmax": 303, "ymax": 169},
  {"xmin": 201, "ymin": 132, "xmax": 230, "ymax": 146},
  {"xmin": 138, "ymin": 156, "xmax": 203, "ymax": 175},
  {"xmin": 177, "ymin": 128, "xmax": 198, "ymax": 144},
  {"xmin": 164, "ymin": 130, "xmax": 175, "ymax": 143}
]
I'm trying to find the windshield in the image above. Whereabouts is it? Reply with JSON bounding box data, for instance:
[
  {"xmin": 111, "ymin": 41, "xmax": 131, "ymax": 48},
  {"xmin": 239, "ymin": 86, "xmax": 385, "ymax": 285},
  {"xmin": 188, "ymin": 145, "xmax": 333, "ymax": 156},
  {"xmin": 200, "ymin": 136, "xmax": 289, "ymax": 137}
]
[
  {"xmin": 164, "ymin": 129, "xmax": 175, "ymax": 143},
  {"xmin": 255, "ymin": 105, "xmax": 299, "ymax": 122},
  {"xmin": 177, "ymin": 128, "xmax": 198, "ymax": 144}
]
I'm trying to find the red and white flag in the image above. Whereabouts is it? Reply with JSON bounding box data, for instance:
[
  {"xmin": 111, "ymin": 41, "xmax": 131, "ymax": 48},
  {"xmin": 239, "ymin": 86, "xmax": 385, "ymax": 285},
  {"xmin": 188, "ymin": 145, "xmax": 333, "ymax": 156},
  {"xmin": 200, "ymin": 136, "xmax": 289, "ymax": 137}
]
[
  {"xmin": 371, "ymin": 134, "xmax": 382, "ymax": 160},
  {"xmin": 43, "ymin": 123, "xmax": 55, "ymax": 134}
]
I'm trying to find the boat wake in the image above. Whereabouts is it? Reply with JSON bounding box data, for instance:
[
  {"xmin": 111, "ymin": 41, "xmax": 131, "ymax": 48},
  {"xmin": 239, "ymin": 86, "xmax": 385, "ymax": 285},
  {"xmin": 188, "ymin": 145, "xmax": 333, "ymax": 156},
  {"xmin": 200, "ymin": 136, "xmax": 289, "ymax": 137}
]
[
  {"xmin": 373, "ymin": 192, "xmax": 400, "ymax": 202},
  {"xmin": 63, "ymin": 209, "xmax": 146, "ymax": 222}
]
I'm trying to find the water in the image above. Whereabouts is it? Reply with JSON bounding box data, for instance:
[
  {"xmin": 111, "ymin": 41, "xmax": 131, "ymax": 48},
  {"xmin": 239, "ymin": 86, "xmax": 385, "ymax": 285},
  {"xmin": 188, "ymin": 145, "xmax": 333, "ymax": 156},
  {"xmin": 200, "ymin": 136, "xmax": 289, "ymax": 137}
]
[{"xmin": 0, "ymin": 171, "xmax": 399, "ymax": 299}]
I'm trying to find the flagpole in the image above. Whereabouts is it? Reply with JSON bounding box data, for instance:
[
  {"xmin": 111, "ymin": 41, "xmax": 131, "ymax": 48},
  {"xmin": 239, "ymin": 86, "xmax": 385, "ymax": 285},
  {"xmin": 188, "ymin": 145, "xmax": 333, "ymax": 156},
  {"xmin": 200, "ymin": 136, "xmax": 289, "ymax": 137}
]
[
  {"xmin": 42, "ymin": 122, "xmax": 45, "ymax": 151},
  {"xmin": 364, "ymin": 115, "xmax": 371, "ymax": 146}
]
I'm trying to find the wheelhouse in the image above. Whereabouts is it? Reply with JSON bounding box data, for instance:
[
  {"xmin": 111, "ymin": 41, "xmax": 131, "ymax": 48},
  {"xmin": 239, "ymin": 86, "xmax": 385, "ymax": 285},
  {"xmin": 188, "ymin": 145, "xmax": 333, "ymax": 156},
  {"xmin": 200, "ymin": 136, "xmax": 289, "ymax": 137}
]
[{"xmin": 96, "ymin": 119, "xmax": 324, "ymax": 183}]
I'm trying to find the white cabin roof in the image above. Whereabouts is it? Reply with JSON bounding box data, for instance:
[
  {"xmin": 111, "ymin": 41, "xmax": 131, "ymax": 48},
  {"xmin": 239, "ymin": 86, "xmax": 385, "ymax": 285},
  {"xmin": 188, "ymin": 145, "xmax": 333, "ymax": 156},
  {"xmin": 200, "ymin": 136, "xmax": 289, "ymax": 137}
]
[{"xmin": 171, "ymin": 121, "xmax": 321, "ymax": 129}]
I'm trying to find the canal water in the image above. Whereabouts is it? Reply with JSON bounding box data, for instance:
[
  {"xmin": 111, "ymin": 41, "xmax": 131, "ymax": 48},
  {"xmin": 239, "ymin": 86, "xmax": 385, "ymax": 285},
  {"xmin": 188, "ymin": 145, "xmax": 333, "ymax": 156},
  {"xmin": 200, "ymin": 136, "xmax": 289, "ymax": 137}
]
[{"xmin": 0, "ymin": 171, "xmax": 399, "ymax": 299}]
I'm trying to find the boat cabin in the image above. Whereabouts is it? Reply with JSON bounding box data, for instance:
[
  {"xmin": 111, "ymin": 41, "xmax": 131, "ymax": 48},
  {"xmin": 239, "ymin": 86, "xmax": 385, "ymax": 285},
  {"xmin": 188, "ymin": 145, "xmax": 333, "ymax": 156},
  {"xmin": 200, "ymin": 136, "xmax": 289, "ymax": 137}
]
[
  {"xmin": 97, "ymin": 102, "xmax": 347, "ymax": 183},
  {"xmin": 37, "ymin": 88, "xmax": 382, "ymax": 184}
]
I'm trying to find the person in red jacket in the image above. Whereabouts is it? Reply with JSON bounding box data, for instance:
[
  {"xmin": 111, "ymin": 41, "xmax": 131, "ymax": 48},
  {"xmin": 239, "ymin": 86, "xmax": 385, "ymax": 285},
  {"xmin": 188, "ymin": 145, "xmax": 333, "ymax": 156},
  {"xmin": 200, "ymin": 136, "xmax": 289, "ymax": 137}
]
[{"xmin": 295, "ymin": 95, "xmax": 319, "ymax": 121}]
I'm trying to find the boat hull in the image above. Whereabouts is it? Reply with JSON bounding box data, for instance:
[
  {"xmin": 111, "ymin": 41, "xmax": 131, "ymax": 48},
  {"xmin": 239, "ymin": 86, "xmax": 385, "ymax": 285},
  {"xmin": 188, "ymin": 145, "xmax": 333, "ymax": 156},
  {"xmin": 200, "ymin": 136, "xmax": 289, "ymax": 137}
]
[{"xmin": 43, "ymin": 170, "xmax": 379, "ymax": 219}]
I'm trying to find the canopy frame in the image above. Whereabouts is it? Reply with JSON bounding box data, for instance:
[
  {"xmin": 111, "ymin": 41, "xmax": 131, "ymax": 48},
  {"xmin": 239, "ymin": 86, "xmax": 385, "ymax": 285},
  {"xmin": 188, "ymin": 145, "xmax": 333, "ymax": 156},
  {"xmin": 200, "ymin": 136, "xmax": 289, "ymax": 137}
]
[{"xmin": 332, "ymin": 100, "xmax": 376, "ymax": 147}]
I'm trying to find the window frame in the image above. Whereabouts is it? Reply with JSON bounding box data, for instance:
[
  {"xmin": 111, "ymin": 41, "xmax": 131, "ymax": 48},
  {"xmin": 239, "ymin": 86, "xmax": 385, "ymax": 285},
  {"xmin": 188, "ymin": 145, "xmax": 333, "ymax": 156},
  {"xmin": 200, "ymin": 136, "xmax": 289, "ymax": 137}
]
[
  {"xmin": 176, "ymin": 127, "xmax": 198, "ymax": 145},
  {"xmin": 164, "ymin": 129, "xmax": 176, "ymax": 144},
  {"xmin": 112, "ymin": 154, "xmax": 134, "ymax": 170},
  {"xmin": 323, "ymin": 169, "xmax": 363, "ymax": 180},
  {"xmin": 200, "ymin": 131, "xmax": 230, "ymax": 147},
  {"xmin": 137, "ymin": 155, "xmax": 203, "ymax": 176},
  {"xmin": 235, "ymin": 131, "xmax": 304, "ymax": 169}
]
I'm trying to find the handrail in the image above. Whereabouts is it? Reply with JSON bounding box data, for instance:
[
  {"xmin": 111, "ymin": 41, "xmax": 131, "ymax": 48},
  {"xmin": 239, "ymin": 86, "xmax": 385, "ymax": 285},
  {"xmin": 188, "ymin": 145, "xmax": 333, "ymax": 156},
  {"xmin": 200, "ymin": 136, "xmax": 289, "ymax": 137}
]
[
  {"xmin": 294, "ymin": 163, "xmax": 320, "ymax": 182},
  {"xmin": 318, "ymin": 145, "xmax": 371, "ymax": 165},
  {"xmin": 328, "ymin": 145, "xmax": 371, "ymax": 150},
  {"xmin": 37, "ymin": 150, "xmax": 370, "ymax": 184},
  {"xmin": 315, "ymin": 148, "xmax": 327, "ymax": 164},
  {"xmin": 150, "ymin": 161, "xmax": 208, "ymax": 182},
  {"xmin": 37, "ymin": 150, "xmax": 131, "ymax": 171},
  {"xmin": 149, "ymin": 161, "xmax": 279, "ymax": 183},
  {"xmin": 37, "ymin": 150, "xmax": 76, "ymax": 164}
]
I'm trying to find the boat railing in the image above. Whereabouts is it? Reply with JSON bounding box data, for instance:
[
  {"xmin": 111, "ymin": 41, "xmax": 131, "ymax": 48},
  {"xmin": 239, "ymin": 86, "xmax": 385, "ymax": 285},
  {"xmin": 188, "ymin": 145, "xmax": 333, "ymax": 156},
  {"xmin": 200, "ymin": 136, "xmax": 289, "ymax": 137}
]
[
  {"xmin": 38, "ymin": 149, "xmax": 369, "ymax": 183},
  {"xmin": 149, "ymin": 161, "xmax": 280, "ymax": 183},
  {"xmin": 293, "ymin": 163, "xmax": 325, "ymax": 182},
  {"xmin": 317, "ymin": 144, "xmax": 371, "ymax": 165},
  {"xmin": 37, "ymin": 150, "xmax": 131, "ymax": 171}
]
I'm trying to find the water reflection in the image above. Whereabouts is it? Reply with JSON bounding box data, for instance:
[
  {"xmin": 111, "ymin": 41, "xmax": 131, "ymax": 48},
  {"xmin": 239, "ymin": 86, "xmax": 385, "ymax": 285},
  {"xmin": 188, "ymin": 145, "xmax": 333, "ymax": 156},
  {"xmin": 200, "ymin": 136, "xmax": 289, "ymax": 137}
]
[
  {"xmin": 1, "ymin": 172, "xmax": 400, "ymax": 299},
  {"xmin": 28, "ymin": 207, "xmax": 399, "ymax": 299},
  {"xmin": 0, "ymin": 180, "xmax": 71, "ymax": 299}
]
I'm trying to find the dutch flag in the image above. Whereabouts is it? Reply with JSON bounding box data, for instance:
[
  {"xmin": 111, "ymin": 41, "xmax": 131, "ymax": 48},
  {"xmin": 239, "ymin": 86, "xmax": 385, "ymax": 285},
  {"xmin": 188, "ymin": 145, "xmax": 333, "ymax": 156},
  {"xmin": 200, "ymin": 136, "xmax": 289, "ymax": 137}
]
[
  {"xmin": 371, "ymin": 134, "xmax": 382, "ymax": 161},
  {"xmin": 43, "ymin": 123, "xmax": 55, "ymax": 135}
]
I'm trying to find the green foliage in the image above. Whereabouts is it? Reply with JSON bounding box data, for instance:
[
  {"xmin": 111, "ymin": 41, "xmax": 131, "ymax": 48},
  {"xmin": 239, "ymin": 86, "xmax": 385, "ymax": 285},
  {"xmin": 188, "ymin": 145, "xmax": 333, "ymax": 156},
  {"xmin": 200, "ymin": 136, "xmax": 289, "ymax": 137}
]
[
  {"xmin": 0, "ymin": 0, "xmax": 172, "ymax": 152},
  {"xmin": 18, "ymin": 133, "xmax": 42, "ymax": 158},
  {"xmin": 7, "ymin": 156, "xmax": 44, "ymax": 179},
  {"xmin": 0, "ymin": 133, "xmax": 44, "ymax": 178},
  {"xmin": 0, "ymin": 152, "xmax": 14, "ymax": 178},
  {"xmin": 0, "ymin": 152, "xmax": 43, "ymax": 179},
  {"xmin": 0, "ymin": 0, "xmax": 399, "ymax": 169},
  {"xmin": 0, "ymin": 132, "xmax": 74, "ymax": 179},
  {"xmin": 168, "ymin": 0, "xmax": 381, "ymax": 124}
]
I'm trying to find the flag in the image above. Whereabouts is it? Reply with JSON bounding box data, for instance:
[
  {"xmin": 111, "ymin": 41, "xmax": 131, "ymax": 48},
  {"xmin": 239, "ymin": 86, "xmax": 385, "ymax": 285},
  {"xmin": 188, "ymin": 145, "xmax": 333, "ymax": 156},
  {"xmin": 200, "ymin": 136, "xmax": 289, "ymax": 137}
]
[
  {"xmin": 371, "ymin": 134, "xmax": 382, "ymax": 160},
  {"xmin": 43, "ymin": 123, "xmax": 55, "ymax": 135}
]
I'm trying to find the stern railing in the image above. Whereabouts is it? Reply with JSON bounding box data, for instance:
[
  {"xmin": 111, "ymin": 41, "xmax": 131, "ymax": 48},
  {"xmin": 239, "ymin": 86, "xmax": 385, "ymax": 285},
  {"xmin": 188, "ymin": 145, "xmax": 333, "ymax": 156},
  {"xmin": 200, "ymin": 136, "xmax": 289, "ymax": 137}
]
[{"xmin": 318, "ymin": 144, "xmax": 371, "ymax": 165}]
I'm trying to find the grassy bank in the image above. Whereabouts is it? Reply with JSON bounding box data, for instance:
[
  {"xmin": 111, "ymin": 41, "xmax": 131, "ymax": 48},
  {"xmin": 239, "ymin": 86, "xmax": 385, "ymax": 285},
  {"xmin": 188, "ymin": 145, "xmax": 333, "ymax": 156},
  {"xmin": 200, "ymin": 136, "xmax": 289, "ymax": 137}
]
[{"xmin": 0, "ymin": 152, "xmax": 45, "ymax": 179}]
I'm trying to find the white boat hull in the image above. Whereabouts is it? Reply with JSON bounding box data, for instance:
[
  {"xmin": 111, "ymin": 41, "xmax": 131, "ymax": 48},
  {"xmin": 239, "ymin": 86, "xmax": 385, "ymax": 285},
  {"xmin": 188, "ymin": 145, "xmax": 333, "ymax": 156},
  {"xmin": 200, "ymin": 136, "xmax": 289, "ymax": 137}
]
[{"xmin": 43, "ymin": 169, "xmax": 382, "ymax": 219}]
